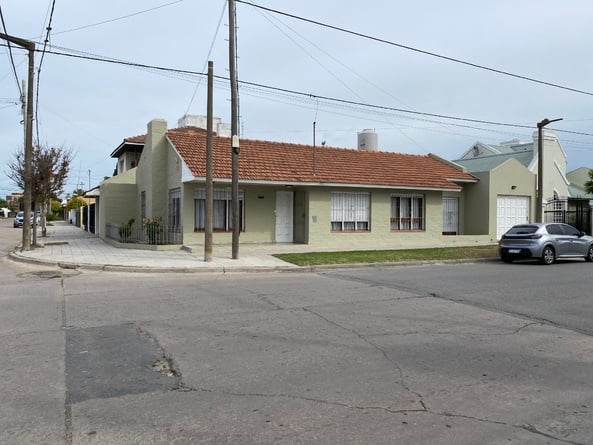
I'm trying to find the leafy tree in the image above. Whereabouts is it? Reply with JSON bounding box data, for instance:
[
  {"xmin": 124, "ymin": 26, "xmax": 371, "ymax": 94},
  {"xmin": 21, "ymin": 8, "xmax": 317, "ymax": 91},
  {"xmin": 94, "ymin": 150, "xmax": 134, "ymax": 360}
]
[
  {"xmin": 6, "ymin": 143, "xmax": 73, "ymax": 243},
  {"xmin": 585, "ymin": 169, "xmax": 593, "ymax": 195},
  {"xmin": 66, "ymin": 196, "xmax": 86, "ymax": 211},
  {"xmin": 51, "ymin": 199, "xmax": 62, "ymax": 214},
  {"xmin": 0, "ymin": 198, "xmax": 7, "ymax": 209}
]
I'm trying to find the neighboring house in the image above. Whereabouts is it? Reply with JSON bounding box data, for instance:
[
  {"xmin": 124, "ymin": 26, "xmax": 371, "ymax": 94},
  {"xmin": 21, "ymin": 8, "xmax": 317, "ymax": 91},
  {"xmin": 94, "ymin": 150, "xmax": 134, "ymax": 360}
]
[
  {"xmin": 98, "ymin": 118, "xmax": 490, "ymax": 250},
  {"xmin": 6, "ymin": 192, "xmax": 23, "ymax": 211},
  {"xmin": 567, "ymin": 167, "xmax": 593, "ymax": 198},
  {"xmin": 455, "ymin": 131, "xmax": 592, "ymax": 237}
]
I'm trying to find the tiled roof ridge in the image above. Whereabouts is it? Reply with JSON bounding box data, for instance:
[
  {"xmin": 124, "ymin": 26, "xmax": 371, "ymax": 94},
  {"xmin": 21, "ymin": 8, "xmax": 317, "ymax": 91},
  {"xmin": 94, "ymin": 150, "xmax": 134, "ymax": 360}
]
[
  {"xmin": 167, "ymin": 127, "xmax": 438, "ymax": 160},
  {"xmin": 127, "ymin": 126, "xmax": 435, "ymax": 161}
]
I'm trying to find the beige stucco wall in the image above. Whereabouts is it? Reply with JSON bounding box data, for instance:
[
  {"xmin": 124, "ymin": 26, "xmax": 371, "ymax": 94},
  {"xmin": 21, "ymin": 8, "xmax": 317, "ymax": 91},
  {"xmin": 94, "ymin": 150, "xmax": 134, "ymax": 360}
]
[
  {"xmin": 181, "ymin": 184, "xmax": 281, "ymax": 245},
  {"xmin": 461, "ymin": 159, "xmax": 535, "ymax": 239},
  {"xmin": 136, "ymin": 119, "xmax": 169, "ymax": 221},
  {"xmin": 535, "ymin": 131, "xmax": 569, "ymax": 204},
  {"xmin": 490, "ymin": 158, "xmax": 536, "ymax": 226},
  {"xmin": 98, "ymin": 169, "xmax": 138, "ymax": 240},
  {"xmin": 305, "ymin": 187, "xmax": 481, "ymax": 250}
]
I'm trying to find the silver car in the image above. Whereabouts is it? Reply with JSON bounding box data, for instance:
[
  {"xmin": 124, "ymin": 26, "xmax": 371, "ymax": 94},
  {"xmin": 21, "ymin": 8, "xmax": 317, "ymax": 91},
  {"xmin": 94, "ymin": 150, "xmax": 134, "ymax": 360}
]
[{"xmin": 499, "ymin": 223, "xmax": 593, "ymax": 265}]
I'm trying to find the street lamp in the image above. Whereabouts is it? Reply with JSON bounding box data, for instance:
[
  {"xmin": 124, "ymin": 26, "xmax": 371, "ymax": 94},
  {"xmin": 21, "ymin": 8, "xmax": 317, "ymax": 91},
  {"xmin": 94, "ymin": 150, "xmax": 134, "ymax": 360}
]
[{"xmin": 536, "ymin": 118, "xmax": 563, "ymax": 222}]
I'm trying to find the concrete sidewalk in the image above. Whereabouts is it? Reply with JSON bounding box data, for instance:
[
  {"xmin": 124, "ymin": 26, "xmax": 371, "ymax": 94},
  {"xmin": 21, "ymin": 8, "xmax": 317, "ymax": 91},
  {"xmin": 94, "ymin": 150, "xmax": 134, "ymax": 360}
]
[{"xmin": 10, "ymin": 221, "xmax": 303, "ymax": 273}]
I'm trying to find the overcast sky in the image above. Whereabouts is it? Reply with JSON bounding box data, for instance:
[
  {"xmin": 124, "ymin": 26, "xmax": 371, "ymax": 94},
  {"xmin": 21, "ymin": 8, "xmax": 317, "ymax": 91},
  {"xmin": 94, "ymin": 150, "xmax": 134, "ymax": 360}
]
[{"xmin": 1, "ymin": 0, "xmax": 592, "ymax": 197}]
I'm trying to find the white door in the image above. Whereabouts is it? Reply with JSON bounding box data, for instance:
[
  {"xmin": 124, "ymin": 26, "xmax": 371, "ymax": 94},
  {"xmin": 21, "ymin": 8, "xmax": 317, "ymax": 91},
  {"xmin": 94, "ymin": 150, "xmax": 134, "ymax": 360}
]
[
  {"xmin": 442, "ymin": 197, "xmax": 458, "ymax": 235},
  {"xmin": 275, "ymin": 191, "xmax": 294, "ymax": 243},
  {"xmin": 496, "ymin": 195, "xmax": 530, "ymax": 239}
]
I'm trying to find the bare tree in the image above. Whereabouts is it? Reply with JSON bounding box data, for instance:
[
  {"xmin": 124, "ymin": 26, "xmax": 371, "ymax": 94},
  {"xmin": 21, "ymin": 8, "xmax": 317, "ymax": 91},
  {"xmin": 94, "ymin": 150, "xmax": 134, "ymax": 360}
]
[{"xmin": 6, "ymin": 143, "xmax": 73, "ymax": 245}]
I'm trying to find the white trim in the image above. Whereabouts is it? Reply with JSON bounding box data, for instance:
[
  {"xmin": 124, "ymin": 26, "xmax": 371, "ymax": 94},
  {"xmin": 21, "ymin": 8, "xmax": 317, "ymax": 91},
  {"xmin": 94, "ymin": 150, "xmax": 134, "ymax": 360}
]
[
  {"xmin": 553, "ymin": 160, "xmax": 570, "ymax": 185},
  {"xmin": 183, "ymin": 176, "xmax": 464, "ymax": 192}
]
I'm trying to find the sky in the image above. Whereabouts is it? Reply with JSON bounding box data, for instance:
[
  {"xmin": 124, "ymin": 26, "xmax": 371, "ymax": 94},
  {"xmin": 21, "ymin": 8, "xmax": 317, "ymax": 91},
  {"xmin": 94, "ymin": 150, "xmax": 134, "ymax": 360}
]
[{"xmin": 1, "ymin": 0, "xmax": 592, "ymax": 198}]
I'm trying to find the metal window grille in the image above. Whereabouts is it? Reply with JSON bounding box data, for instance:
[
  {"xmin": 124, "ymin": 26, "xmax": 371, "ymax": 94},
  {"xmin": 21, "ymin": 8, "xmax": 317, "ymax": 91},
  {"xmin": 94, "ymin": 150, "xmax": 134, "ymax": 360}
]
[
  {"xmin": 391, "ymin": 194, "xmax": 425, "ymax": 230},
  {"xmin": 330, "ymin": 192, "xmax": 370, "ymax": 232},
  {"xmin": 194, "ymin": 188, "xmax": 244, "ymax": 231}
]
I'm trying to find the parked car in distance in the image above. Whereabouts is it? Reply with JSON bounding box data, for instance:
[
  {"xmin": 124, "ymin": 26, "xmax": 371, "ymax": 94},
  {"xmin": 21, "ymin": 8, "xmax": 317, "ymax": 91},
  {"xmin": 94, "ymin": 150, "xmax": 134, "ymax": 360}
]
[
  {"xmin": 13, "ymin": 211, "xmax": 41, "ymax": 228},
  {"xmin": 499, "ymin": 223, "xmax": 593, "ymax": 265}
]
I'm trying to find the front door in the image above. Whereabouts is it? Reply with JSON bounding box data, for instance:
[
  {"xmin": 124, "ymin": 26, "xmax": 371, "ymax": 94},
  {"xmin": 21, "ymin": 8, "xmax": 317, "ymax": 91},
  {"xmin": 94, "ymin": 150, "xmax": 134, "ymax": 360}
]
[
  {"xmin": 275, "ymin": 191, "xmax": 294, "ymax": 243},
  {"xmin": 442, "ymin": 197, "xmax": 458, "ymax": 235}
]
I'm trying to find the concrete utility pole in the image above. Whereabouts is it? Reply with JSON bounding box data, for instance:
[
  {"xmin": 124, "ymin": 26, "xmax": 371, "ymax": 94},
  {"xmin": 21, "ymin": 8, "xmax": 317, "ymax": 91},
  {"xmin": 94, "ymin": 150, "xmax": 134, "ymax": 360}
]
[
  {"xmin": 536, "ymin": 118, "xmax": 562, "ymax": 223},
  {"xmin": 1, "ymin": 33, "xmax": 35, "ymax": 250},
  {"xmin": 204, "ymin": 61, "xmax": 214, "ymax": 262},
  {"xmin": 228, "ymin": 0, "xmax": 240, "ymax": 259}
]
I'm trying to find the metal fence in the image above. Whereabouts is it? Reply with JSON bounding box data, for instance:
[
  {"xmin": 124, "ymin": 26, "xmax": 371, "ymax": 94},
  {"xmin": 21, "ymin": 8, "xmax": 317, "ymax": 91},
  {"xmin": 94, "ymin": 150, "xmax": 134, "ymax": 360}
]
[{"xmin": 106, "ymin": 222, "xmax": 182, "ymax": 245}]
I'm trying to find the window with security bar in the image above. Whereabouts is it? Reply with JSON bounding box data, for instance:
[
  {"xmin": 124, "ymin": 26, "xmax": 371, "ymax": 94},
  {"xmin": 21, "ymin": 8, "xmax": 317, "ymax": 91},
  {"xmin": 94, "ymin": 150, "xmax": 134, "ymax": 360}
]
[
  {"xmin": 194, "ymin": 188, "xmax": 244, "ymax": 232},
  {"xmin": 168, "ymin": 188, "xmax": 181, "ymax": 230},
  {"xmin": 331, "ymin": 192, "xmax": 370, "ymax": 232},
  {"xmin": 391, "ymin": 194, "xmax": 425, "ymax": 231}
]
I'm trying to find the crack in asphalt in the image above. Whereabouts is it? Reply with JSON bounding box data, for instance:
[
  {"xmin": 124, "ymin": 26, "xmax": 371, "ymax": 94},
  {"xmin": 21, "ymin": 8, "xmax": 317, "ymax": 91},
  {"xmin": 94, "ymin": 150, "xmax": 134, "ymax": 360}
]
[
  {"xmin": 173, "ymin": 386, "xmax": 587, "ymax": 445},
  {"xmin": 136, "ymin": 322, "xmax": 184, "ymax": 390},
  {"xmin": 60, "ymin": 277, "xmax": 73, "ymax": 445},
  {"xmin": 326, "ymin": 272, "xmax": 593, "ymax": 338},
  {"xmin": 302, "ymin": 306, "xmax": 426, "ymax": 410},
  {"xmin": 426, "ymin": 291, "xmax": 593, "ymax": 338}
]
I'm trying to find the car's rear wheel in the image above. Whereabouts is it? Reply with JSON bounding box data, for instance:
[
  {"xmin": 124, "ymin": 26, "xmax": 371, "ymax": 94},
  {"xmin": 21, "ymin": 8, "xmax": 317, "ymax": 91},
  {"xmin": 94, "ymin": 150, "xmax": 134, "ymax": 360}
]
[
  {"xmin": 540, "ymin": 246, "xmax": 555, "ymax": 265},
  {"xmin": 585, "ymin": 245, "xmax": 593, "ymax": 262}
]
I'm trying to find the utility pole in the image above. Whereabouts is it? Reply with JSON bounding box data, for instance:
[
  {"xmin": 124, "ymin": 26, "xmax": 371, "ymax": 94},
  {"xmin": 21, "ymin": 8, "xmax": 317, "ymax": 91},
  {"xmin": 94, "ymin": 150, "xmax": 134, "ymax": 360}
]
[
  {"xmin": 1, "ymin": 33, "xmax": 35, "ymax": 250},
  {"xmin": 228, "ymin": 0, "xmax": 240, "ymax": 259},
  {"xmin": 536, "ymin": 118, "xmax": 562, "ymax": 222},
  {"xmin": 204, "ymin": 61, "xmax": 214, "ymax": 262}
]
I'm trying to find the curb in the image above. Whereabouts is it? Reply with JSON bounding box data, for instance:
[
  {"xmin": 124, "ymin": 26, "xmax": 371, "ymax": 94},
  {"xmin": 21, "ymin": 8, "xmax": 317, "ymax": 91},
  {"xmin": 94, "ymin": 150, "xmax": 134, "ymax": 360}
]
[{"xmin": 9, "ymin": 249, "xmax": 500, "ymax": 274}]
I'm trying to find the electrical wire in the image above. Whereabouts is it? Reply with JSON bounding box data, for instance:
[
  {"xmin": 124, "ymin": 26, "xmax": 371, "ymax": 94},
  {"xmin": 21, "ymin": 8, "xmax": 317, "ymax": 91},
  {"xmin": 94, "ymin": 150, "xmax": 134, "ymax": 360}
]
[
  {"xmin": 184, "ymin": 0, "xmax": 227, "ymax": 114},
  {"xmin": 49, "ymin": 0, "xmax": 186, "ymax": 37},
  {"xmin": 37, "ymin": 45, "xmax": 593, "ymax": 138},
  {"xmin": 235, "ymin": 0, "xmax": 593, "ymax": 97},
  {"xmin": 35, "ymin": 0, "xmax": 57, "ymax": 143},
  {"xmin": 0, "ymin": 5, "xmax": 23, "ymax": 97}
]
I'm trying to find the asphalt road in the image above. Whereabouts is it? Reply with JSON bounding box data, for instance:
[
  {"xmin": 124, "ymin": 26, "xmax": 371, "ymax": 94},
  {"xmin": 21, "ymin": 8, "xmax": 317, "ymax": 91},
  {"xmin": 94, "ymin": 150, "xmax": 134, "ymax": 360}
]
[{"xmin": 1, "ymin": 219, "xmax": 592, "ymax": 444}]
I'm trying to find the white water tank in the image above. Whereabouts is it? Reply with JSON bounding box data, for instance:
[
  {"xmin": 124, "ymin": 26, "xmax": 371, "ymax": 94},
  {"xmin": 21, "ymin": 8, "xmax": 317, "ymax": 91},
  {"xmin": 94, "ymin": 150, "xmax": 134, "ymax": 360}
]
[{"xmin": 357, "ymin": 129, "xmax": 378, "ymax": 151}]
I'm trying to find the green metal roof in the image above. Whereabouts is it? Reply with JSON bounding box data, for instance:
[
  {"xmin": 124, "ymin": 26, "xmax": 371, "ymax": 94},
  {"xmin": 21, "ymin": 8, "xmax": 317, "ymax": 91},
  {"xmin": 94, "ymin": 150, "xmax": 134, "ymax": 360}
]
[{"xmin": 454, "ymin": 150, "xmax": 533, "ymax": 173}]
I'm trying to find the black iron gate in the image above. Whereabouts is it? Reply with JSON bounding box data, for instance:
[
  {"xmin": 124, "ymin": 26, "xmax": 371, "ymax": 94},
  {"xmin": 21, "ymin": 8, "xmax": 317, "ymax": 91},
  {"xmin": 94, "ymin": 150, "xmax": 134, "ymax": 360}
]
[{"xmin": 544, "ymin": 199, "xmax": 592, "ymax": 235}]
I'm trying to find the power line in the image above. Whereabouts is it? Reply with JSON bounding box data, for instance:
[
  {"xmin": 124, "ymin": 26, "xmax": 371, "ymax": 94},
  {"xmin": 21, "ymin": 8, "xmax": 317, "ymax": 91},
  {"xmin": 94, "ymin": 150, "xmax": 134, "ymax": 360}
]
[
  {"xmin": 236, "ymin": 0, "xmax": 593, "ymax": 98},
  {"xmin": 35, "ymin": 0, "xmax": 57, "ymax": 143},
  {"xmin": 184, "ymin": 0, "xmax": 227, "ymax": 114},
  {"xmin": 0, "ymin": 5, "xmax": 23, "ymax": 97},
  {"xmin": 36, "ymin": 45, "xmax": 593, "ymax": 138},
  {"xmin": 49, "ymin": 0, "xmax": 186, "ymax": 37}
]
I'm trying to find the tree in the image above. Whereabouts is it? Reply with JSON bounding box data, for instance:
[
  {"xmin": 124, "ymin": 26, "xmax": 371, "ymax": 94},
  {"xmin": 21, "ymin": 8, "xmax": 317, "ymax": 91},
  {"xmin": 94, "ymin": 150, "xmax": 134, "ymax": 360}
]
[
  {"xmin": 585, "ymin": 169, "xmax": 593, "ymax": 195},
  {"xmin": 66, "ymin": 196, "xmax": 86, "ymax": 211},
  {"xmin": 6, "ymin": 143, "xmax": 73, "ymax": 244}
]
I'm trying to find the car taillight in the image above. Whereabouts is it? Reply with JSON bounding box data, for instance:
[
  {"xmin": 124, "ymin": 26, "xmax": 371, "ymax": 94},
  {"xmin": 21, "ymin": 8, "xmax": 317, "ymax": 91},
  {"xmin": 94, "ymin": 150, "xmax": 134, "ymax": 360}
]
[{"xmin": 528, "ymin": 234, "xmax": 542, "ymax": 239}]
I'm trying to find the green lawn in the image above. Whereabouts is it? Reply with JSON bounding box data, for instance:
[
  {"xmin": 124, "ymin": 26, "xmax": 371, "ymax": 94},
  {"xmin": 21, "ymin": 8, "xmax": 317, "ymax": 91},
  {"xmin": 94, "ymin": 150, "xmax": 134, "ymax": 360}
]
[{"xmin": 274, "ymin": 245, "xmax": 499, "ymax": 266}]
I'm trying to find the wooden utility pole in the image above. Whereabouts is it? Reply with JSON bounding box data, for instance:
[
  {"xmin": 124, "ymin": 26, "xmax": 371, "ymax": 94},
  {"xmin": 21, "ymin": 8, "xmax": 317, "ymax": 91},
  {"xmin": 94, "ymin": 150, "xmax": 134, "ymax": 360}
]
[
  {"xmin": 1, "ymin": 33, "xmax": 35, "ymax": 250},
  {"xmin": 228, "ymin": 0, "xmax": 240, "ymax": 259},
  {"xmin": 204, "ymin": 61, "xmax": 214, "ymax": 262}
]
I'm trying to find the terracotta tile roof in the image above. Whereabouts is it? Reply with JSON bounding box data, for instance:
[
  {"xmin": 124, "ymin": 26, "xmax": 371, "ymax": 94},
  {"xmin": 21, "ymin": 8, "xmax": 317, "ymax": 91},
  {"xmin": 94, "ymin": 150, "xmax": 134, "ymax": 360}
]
[
  {"xmin": 125, "ymin": 134, "xmax": 146, "ymax": 144},
  {"xmin": 111, "ymin": 134, "xmax": 146, "ymax": 158},
  {"xmin": 166, "ymin": 127, "xmax": 476, "ymax": 190}
]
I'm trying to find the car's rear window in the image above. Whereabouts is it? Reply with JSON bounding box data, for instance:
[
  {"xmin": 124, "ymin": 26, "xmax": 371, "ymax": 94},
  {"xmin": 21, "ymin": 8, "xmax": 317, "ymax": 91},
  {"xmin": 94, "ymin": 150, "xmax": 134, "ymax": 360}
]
[{"xmin": 506, "ymin": 225, "xmax": 538, "ymax": 235}]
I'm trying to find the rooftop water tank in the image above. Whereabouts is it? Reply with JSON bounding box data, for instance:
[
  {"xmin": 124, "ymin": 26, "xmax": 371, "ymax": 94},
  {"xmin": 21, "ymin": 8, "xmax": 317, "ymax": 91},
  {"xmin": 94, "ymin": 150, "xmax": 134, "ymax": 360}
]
[{"xmin": 357, "ymin": 129, "xmax": 378, "ymax": 151}]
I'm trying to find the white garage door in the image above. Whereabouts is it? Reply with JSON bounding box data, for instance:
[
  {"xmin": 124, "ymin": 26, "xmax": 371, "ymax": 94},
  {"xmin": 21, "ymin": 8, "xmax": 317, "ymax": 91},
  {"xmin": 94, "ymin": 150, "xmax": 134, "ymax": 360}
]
[{"xmin": 496, "ymin": 195, "xmax": 530, "ymax": 239}]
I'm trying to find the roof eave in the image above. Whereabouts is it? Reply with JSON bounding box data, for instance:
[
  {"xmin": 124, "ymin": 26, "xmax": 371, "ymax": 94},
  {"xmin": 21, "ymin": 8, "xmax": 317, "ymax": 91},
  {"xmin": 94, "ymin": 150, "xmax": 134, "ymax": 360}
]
[
  {"xmin": 184, "ymin": 177, "xmax": 463, "ymax": 191},
  {"xmin": 110, "ymin": 141, "xmax": 144, "ymax": 158}
]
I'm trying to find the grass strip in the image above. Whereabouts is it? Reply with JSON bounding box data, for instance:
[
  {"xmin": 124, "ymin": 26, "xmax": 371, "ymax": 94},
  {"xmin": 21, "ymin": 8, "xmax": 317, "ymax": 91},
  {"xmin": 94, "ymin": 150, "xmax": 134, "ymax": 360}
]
[{"xmin": 274, "ymin": 245, "xmax": 498, "ymax": 266}]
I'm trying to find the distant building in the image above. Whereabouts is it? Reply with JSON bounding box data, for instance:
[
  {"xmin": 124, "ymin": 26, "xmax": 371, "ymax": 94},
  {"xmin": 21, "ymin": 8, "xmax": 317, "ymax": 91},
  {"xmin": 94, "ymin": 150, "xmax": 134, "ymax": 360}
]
[{"xmin": 5, "ymin": 192, "xmax": 23, "ymax": 210}]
